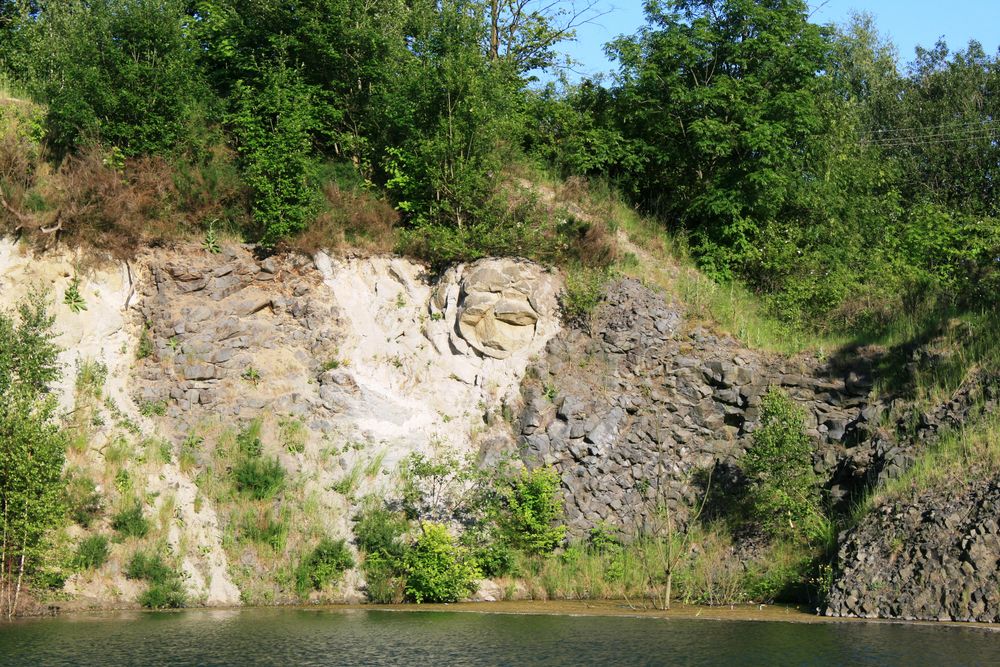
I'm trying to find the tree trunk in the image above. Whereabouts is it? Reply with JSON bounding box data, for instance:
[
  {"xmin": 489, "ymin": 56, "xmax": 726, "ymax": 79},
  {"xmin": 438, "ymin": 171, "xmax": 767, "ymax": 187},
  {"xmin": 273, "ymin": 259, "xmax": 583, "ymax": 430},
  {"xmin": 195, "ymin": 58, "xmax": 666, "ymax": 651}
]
[
  {"xmin": 489, "ymin": 0, "xmax": 500, "ymax": 61},
  {"xmin": 11, "ymin": 551, "xmax": 24, "ymax": 620},
  {"xmin": 665, "ymin": 569, "xmax": 673, "ymax": 611}
]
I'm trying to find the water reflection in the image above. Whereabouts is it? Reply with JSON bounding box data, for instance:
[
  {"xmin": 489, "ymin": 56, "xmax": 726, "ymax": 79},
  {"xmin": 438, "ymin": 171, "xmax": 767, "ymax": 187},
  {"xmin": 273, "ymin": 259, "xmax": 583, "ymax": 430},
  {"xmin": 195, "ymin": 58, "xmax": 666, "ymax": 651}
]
[{"xmin": 2, "ymin": 608, "xmax": 996, "ymax": 667}]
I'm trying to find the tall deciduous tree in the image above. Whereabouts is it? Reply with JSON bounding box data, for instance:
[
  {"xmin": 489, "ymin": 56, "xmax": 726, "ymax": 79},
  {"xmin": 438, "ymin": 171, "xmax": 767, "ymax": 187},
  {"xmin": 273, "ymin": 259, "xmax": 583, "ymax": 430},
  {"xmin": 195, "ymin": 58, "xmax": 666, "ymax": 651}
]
[
  {"xmin": 0, "ymin": 292, "xmax": 65, "ymax": 619},
  {"xmin": 20, "ymin": 0, "xmax": 211, "ymax": 157},
  {"xmin": 608, "ymin": 0, "xmax": 830, "ymax": 278}
]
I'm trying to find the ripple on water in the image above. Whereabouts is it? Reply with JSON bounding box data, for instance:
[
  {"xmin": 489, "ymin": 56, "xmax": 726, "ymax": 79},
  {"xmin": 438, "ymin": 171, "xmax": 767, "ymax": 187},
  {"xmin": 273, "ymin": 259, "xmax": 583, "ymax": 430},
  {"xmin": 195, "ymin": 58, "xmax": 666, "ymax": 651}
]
[{"xmin": 1, "ymin": 608, "xmax": 998, "ymax": 667}]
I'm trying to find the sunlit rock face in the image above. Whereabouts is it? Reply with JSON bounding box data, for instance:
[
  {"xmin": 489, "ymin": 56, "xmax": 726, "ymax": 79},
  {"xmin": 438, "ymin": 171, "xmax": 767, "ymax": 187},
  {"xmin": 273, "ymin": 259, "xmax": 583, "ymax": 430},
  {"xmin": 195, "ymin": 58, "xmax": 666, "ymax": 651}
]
[{"xmin": 432, "ymin": 259, "xmax": 560, "ymax": 360}]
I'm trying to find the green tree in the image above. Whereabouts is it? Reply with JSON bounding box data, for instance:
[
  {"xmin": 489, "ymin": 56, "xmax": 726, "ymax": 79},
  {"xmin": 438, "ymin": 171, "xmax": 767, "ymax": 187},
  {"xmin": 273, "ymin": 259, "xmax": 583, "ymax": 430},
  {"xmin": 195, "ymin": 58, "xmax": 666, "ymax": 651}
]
[
  {"xmin": 741, "ymin": 389, "xmax": 824, "ymax": 542},
  {"xmin": 403, "ymin": 522, "xmax": 480, "ymax": 603},
  {"xmin": 0, "ymin": 292, "xmax": 65, "ymax": 619},
  {"xmin": 607, "ymin": 0, "xmax": 830, "ymax": 279},
  {"xmin": 19, "ymin": 0, "xmax": 212, "ymax": 156},
  {"xmin": 490, "ymin": 465, "xmax": 566, "ymax": 555},
  {"xmin": 228, "ymin": 59, "xmax": 321, "ymax": 246},
  {"xmin": 379, "ymin": 0, "xmax": 522, "ymax": 232}
]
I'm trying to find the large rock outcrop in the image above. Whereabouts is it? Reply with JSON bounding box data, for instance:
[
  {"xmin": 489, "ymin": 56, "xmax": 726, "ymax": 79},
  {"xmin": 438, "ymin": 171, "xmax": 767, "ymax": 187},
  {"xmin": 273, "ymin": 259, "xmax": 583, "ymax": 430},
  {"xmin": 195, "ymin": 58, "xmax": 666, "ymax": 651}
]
[
  {"xmin": 428, "ymin": 259, "xmax": 560, "ymax": 360},
  {"xmin": 827, "ymin": 475, "xmax": 1000, "ymax": 622},
  {"xmin": 513, "ymin": 278, "xmax": 886, "ymax": 536}
]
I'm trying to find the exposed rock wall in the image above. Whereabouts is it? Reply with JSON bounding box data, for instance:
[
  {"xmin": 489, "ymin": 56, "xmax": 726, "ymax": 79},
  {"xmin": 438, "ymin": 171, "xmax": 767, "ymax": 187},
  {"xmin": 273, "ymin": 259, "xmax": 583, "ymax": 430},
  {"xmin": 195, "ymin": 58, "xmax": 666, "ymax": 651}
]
[
  {"xmin": 0, "ymin": 240, "xmax": 561, "ymax": 607},
  {"xmin": 827, "ymin": 476, "xmax": 1000, "ymax": 622},
  {"xmin": 514, "ymin": 278, "xmax": 882, "ymax": 537}
]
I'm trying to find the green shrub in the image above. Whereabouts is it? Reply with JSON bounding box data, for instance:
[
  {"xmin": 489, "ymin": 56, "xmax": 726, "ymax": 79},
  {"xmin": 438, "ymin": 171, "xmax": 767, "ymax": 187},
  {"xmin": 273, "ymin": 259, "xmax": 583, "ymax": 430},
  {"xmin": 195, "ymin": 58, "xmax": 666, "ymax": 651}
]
[
  {"xmin": 403, "ymin": 522, "xmax": 480, "ymax": 603},
  {"xmin": 353, "ymin": 500, "xmax": 408, "ymax": 560},
  {"xmin": 470, "ymin": 539, "xmax": 515, "ymax": 578},
  {"xmin": 362, "ymin": 551, "xmax": 406, "ymax": 604},
  {"xmin": 492, "ymin": 466, "xmax": 566, "ymax": 555},
  {"xmin": 232, "ymin": 457, "xmax": 285, "ymax": 500},
  {"xmin": 741, "ymin": 389, "xmax": 825, "ymax": 542},
  {"xmin": 125, "ymin": 550, "xmax": 172, "ymax": 582},
  {"xmin": 295, "ymin": 537, "xmax": 355, "ymax": 596},
  {"xmin": 64, "ymin": 471, "xmax": 103, "ymax": 527},
  {"xmin": 560, "ymin": 264, "xmax": 610, "ymax": 323},
  {"xmin": 138, "ymin": 578, "xmax": 187, "ymax": 609},
  {"xmin": 31, "ymin": 567, "xmax": 68, "ymax": 590},
  {"xmin": 239, "ymin": 510, "xmax": 288, "ymax": 551},
  {"xmin": 136, "ymin": 327, "xmax": 153, "ymax": 360},
  {"xmin": 125, "ymin": 549, "xmax": 187, "ymax": 608},
  {"xmin": 112, "ymin": 502, "xmax": 149, "ymax": 538},
  {"xmin": 74, "ymin": 534, "xmax": 109, "ymax": 570}
]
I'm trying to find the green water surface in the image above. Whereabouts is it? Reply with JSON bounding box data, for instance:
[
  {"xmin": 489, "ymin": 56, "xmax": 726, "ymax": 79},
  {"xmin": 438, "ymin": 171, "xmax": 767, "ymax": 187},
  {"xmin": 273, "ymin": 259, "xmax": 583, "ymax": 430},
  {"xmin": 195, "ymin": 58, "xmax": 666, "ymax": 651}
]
[{"xmin": 1, "ymin": 608, "xmax": 997, "ymax": 666}]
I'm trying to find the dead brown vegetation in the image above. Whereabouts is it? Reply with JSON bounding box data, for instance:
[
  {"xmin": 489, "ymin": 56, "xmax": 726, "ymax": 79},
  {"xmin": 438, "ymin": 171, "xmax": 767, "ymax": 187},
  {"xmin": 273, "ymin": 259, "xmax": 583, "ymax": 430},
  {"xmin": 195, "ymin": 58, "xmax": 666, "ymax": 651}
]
[
  {"xmin": 504, "ymin": 173, "xmax": 619, "ymax": 269},
  {"xmin": 290, "ymin": 183, "xmax": 399, "ymax": 255},
  {"xmin": 0, "ymin": 136, "xmax": 254, "ymax": 260}
]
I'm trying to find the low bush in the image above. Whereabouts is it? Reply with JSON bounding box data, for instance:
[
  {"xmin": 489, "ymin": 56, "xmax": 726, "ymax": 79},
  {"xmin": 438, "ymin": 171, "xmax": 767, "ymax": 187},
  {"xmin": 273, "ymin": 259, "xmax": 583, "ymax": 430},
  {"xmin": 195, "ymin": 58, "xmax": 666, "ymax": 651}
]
[
  {"xmin": 64, "ymin": 470, "xmax": 103, "ymax": 528},
  {"xmin": 139, "ymin": 578, "xmax": 187, "ymax": 609},
  {"xmin": 125, "ymin": 551, "xmax": 172, "ymax": 582},
  {"xmin": 74, "ymin": 534, "xmax": 109, "ymax": 570},
  {"xmin": 470, "ymin": 539, "xmax": 515, "ymax": 578},
  {"xmin": 491, "ymin": 466, "xmax": 566, "ymax": 556},
  {"xmin": 295, "ymin": 537, "xmax": 355, "ymax": 596},
  {"xmin": 239, "ymin": 510, "xmax": 288, "ymax": 551},
  {"xmin": 232, "ymin": 457, "xmax": 285, "ymax": 500},
  {"xmin": 353, "ymin": 500, "xmax": 408, "ymax": 560},
  {"xmin": 560, "ymin": 264, "xmax": 611, "ymax": 324},
  {"xmin": 361, "ymin": 551, "xmax": 406, "ymax": 604},
  {"xmin": 236, "ymin": 419, "xmax": 264, "ymax": 458},
  {"xmin": 111, "ymin": 502, "xmax": 149, "ymax": 539},
  {"xmin": 403, "ymin": 522, "xmax": 480, "ymax": 603},
  {"xmin": 126, "ymin": 550, "xmax": 186, "ymax": 609},
  {"xmin": 291, "ymin": 182, "xmax": 398, "ymax": 255},
  {"xmin": 741, "ymin": 389, "xmax": 826, "ymax": 542}
]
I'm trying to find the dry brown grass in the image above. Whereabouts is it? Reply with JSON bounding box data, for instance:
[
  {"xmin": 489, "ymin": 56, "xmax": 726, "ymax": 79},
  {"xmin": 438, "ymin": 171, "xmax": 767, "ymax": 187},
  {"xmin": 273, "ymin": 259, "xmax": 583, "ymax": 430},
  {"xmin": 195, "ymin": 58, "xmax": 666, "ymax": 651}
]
[
  {"xmin": 291, "ymin": 183, "xmax": 399, "ymax": 255},
  {"xmin": 503, "ymin": 172, "xmax": 618, "ymax": 269},
  {"xmin": 1, "ymin": 144, "xmax": 203, "ymax": 258}
]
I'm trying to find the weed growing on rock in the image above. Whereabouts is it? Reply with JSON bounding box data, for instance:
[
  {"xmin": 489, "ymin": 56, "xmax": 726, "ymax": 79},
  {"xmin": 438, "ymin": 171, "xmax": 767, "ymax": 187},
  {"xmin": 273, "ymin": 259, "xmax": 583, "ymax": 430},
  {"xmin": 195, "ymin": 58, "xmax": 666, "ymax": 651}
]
[
  {"xmin": 63, "ymin": 277, "xmax": 87, "ymax": 313},
  {"xmin": 241, "ymin": 366, "xmax": 262, "ymax": 386},
  {"xmin": 202, "ymin": 222, "xmax": 221, "ymax": 254},
  {"xmin": 111, "ymin": 502, "xmax": 149, "ymax": 539},
  {"xmin": 239, "ymin": 509, "xmax": 288, "ymax": 551},
  {"xmin": 74, "ymin": 534, "xmax": 109, "ymax": 570},
  {"xmin": 136, "ymin": 326, "xmax": 153, "ymax": 360},
  {"xmin": 64, "ymin": 469, "xmax": 103, "ymax": 527},
  {"xmin": 294, "ymin": 537, "xmax": 354, "ymax": 597},
  {"xmin": 139, "ymin": 400, "xmax": 167, "ymax": 417},
  {"xmin": 125, "ymin": 550, "xmax": 186, "ymax": 609},
  {"xmin": 233, "ymin": 457, "xmax": 285, "ymax": 500}
]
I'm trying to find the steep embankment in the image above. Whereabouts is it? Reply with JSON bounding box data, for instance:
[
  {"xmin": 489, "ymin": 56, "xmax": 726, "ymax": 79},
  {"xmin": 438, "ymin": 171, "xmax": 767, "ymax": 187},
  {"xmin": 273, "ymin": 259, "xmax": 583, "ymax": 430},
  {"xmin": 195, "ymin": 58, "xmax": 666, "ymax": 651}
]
[
  {"xmin": 0, "ymin": 239, "xmax": 561, "ymax": 607},
  {"xmin": 2, "ymin": 235, "xmax": 997, "ymax": 620},
  {"xmin": 827, "ymin": 473, "xmax": 1000, "ymax": 622}
]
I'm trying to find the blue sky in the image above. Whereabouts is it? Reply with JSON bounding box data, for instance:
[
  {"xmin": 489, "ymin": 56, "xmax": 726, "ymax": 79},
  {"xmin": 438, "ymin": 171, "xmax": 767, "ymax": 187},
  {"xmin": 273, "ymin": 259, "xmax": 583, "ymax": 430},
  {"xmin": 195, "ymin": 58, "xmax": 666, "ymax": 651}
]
[{"xmin": 558, "ymin": 1, "xmax": 1000, "ymax": 81}]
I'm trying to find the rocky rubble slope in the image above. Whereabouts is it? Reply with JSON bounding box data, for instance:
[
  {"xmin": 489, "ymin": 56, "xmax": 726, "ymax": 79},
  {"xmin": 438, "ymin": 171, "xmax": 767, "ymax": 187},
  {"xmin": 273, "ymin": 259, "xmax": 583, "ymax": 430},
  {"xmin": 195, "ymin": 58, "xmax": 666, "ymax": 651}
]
[
  {"xmin": 513, "ymin": 278, "xmax": 880, "ymax": 536},
  {"xmin": 827, "ymin": 476, "xmax": 1000, "ymax": 622}
]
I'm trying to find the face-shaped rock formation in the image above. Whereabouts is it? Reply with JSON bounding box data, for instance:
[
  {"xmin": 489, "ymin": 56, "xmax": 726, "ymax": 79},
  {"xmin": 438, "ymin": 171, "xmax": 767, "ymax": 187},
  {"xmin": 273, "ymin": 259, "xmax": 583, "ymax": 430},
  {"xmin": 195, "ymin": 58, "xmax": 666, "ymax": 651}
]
[{"xmin": 430, "ymin": 259, "xmax": 559, "ymax": 360}]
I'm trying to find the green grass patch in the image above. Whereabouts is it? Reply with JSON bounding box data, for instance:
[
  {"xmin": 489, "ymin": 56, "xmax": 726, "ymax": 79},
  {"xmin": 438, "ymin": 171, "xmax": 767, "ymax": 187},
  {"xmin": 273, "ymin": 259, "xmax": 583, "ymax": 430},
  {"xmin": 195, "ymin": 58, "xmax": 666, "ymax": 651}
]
[
  {"xmin": 233, "ymin": 457, "xmax": 285, "ymax": 500},
  {"xmin": 74, "ymin": 534, "xmax": 110, "ymax": 570},
  {"xmin": 111, "ymin": 502, "xmax": 149, "ymax": 539},
  {"xmin": 853, "ymin": 411, "xmax": 1000, "ymax": 523}
]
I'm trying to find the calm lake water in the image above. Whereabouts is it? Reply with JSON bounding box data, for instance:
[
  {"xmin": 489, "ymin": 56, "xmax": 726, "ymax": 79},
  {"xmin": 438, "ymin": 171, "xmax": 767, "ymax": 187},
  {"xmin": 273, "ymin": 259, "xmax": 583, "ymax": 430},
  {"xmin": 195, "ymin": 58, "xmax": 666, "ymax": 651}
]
[{"xmin": 1, "ymin": 608, "xmax": 997, "ymax": 666}]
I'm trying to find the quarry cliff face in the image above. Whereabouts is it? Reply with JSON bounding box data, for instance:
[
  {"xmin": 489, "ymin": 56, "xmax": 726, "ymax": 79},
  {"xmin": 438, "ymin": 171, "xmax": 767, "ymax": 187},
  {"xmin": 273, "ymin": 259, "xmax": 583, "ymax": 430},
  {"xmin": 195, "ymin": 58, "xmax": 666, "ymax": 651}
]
[
  {"xmin": 0, "ymin": 239, "xmax": 562, "ymax": 606},
  {"xmin": 2, "ymin": 239, "xmax": 997, "ymax": 621}
]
